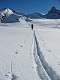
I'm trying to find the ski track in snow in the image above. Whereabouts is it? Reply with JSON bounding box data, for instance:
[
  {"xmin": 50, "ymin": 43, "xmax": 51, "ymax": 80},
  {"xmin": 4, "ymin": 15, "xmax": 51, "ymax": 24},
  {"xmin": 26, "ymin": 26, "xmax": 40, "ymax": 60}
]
[
  {"xmin": 33, "ymin": 30, "xmax": 60, "ymax": 80},
  {"xmin": 33, "ymin": 30, "xmax": 51, "ymax": 80},
  {"xmin": 1, "ymin": 19, "xmax": 60, "ymax": 80},
  {"xmin": 0, "ymin": 23, "xmax": 40, "ymax": 80}
]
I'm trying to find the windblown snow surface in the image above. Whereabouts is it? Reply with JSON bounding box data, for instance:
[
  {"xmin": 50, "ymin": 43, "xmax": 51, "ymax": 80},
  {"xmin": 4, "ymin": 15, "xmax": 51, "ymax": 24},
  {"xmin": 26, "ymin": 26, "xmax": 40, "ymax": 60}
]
[{"xmin": 0, "ymin": 19, "xmax": 60, "ymax": 80}]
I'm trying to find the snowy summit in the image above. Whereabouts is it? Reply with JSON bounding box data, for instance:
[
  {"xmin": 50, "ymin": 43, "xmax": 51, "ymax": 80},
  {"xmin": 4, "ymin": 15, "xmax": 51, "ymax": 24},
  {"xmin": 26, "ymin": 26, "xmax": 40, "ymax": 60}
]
[{"xmin": 0, "ymin": 7, "xmax": 60, "ymax": 23}]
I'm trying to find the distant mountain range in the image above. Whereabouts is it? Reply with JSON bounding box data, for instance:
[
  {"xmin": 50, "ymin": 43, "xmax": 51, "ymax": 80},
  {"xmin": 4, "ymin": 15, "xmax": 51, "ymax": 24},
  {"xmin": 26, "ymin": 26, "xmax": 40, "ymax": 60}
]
[{"xmin": 0, "ymin": 6, "xmax": 60, "ymax": 23}]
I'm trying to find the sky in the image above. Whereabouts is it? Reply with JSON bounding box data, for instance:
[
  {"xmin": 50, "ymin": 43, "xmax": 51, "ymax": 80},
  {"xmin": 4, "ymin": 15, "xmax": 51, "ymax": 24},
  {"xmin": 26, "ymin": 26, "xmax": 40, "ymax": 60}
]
[{"xmin": 0, "ymin": 0, "xmax": 60, "ymax": 14}]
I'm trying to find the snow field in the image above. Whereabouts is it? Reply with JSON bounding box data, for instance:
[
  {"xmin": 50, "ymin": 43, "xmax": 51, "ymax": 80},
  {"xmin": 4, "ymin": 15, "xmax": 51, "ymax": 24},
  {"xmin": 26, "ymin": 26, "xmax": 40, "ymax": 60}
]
[
  {"xmin": 0, "ymin": 19, "xmax": 60, "ymax": 80},
  {"xmin": 33, "ymin": 30, "xmax": 51, "ymax": 80},
  {"xmin": 0, "ymin": 22, "xmax": 40, "ymax": 80},
  {"xmin": 29, "ymin": 19, "xmax": 60, "ymax": 79},
  {"xmin": 35, "ymin": 28, "xmax": 60, "ymax": 73},
  {"xmin": 33, "ymin": 21, "xmax": 60, "ymax": 79}
]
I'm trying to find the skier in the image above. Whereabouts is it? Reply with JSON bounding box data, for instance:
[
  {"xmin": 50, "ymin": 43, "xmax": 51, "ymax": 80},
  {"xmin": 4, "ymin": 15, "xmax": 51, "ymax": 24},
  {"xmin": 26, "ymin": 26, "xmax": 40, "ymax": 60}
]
[{"xmin": 31, "ymin": 24, "xmax": 34, "ymax": 30}]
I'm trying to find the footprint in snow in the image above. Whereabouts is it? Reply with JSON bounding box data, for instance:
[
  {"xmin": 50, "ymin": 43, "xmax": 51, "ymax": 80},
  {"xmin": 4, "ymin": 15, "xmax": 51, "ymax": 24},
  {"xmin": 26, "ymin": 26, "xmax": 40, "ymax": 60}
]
[
  {"xmin": 32, "ymin": 66, "xmax": 34, "ymax": 68},
  {"xmin": 21, "ymin": 46, "xmax": 22, "ymax": 47},
  {"xmin": 44, "ymin": 43, "xmax": 46, "ymax": 46},
  {"xmin": 44, "ymin": 43, "xmax": 46, "ymax": 44},
  {"xmin": 15, "ymin": 52, "xmax": 18, "ymax": 54},
  {"xmin": 49, "ymin": 49, "xmax": 51, "ymax": 52},
  {"xmin": 58, "ymin": 63, "xmax": 60, "ymax": 65},
  {"xmin": 44, "ymin": 45, "xmax": 45, "ymax": 46},
  {"xmin": 47, "ymin": 49, "xmax": 51, "ymax": 52},
  {"xmin": 41, "ymin": 38, "xmax": 42, "ymax": 39},
  {"xmin": 29, "ymin": 50, "xmax": 31, "ymax": 51},
  {"xmin": 30, "ymin": 53, "xmax": 31, "ymax": 55},
  {"xmin": 43, "ymin": 40, "xmax": 44, "ymax": 41},
  {"xmin": 12, "ymin": 74, "xmax": 18, "ymax": 80},
  {"xmin": 24, "ymin": 42, "xmax": 25, "ymax": 43}
]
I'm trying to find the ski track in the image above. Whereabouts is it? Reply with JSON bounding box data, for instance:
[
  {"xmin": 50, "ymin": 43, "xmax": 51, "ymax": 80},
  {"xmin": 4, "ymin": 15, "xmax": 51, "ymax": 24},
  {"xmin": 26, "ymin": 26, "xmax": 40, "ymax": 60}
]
[
  {"xmin": 1, "ymin": 21, "xmax": 60, "ymax": 80},
  {"xmin": 0, "ymin": 26, "xmax": 40, "ymax": 80},
  {"xmin": 33, "ymin": 30, "xmax": 60, "ymax": 80}
]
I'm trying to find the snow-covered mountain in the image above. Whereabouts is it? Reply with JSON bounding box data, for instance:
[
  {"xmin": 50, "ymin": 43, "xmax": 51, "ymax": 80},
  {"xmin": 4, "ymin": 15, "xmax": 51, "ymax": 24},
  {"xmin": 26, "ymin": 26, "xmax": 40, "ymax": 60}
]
[
  {"xmin": 0, "ymin": 8, "xmax": 18, "ymax": 23},
  {"xmin": 26, "ymin": 13, "xmax": 45, "ymax": 19},
  {"xmin": 0, "ymin": 8, "xmax": 32, "ymax": 23},
  {"xmin": 0, "ymin": 7, "xmax": 60, "ymax": 23},
  {"xmin": 0, "ymin": 8, "xmax": 25, "ymax": 23},
  {"xmin": 48, "ymin": 6, "xmax": 60, "ymax": 15},
  {"xmin": 26, "ymin": 7, "xmax": 60, "ymax": 19},
  {"xmin": 46, "ymin": 6, "xmax": 60, "ymax": 19}
]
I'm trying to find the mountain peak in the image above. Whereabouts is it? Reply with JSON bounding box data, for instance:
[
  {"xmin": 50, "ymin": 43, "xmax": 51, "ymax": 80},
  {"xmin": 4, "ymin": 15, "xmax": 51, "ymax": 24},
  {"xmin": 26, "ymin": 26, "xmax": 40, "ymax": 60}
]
[
  {"xmin": 48, "ymin": 6, "xmax": 60, "ymax": 15},
  {"xmin": 1, "ymin": 7, "xmax": 60, "ymax": 23},
  {"xmin": 0, "ymin": 8, "xmax": 13, "ymax": 16},
  {"xmin": 48, "ymin": 6, "xmax": 57, "ymax": 14},
  {"xmin": 5, "ymin": 8, "xmax": 13, "ymax": 15},
  {"xmin": 51, "ymin": 6, "xmax": 56, "ymax": 10}
]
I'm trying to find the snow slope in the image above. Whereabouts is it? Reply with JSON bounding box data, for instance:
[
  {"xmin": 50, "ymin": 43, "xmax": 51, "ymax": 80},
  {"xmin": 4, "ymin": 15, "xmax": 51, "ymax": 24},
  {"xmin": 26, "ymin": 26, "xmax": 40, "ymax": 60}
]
[
  {"xmin": 31, "ymin": 19, "xmax": 60, "ymax": 79},
  {"xmin": 0, "ymin": 8, "xmax": 13, "ymax": 16},
  {"xmin": 0, "ymin": 19, "xmax": 60, "ymax": 80},
  {"xmin": 0, "ymin": 8, "xmax": 21, "ymax": 23},
  {"xmin": 0, "ymin": 21, "xmax": 40, "ymax": 80}
]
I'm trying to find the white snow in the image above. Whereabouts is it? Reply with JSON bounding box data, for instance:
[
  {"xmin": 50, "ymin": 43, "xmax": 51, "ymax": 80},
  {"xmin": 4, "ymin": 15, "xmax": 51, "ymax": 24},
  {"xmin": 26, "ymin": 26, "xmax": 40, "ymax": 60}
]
[
  {"xmin": 0, "ymin": 19, "xmax": 60, "ymax": 80},
  {"xmin": 31, "ymin": 19, "xmax": 60, "ymax": 79},
  {"xmin": 0, "ymin": 8, "xmax": 13, "ymax": 16},
  {"xmin": 0, "ymin": 8, "xmax": 20, "ymax": 23},
  {"xmin": 0, "ymin": 21, "xmax": 40, "ymax": 80}
]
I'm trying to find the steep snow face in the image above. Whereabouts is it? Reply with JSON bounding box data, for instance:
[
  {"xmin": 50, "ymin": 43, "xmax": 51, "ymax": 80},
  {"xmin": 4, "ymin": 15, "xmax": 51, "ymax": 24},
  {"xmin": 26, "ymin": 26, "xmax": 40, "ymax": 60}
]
[
  {"xmin": 2, "ymin": 14, "xmax": 20, "ymax": 23},
  {"xmin": 5, "ymin": 8, "xmax": 13, "ymax": 15},
  {"xmin": 0, "ymin": 8, "xmax": 31, "ymax": 23},
  {"xmin": 0, "ymin": 8, "xmax": 20, "ymax": 23},
  {"xmin": 0, "ymin": 8, "xmax": 13, "ymax": 16}
]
